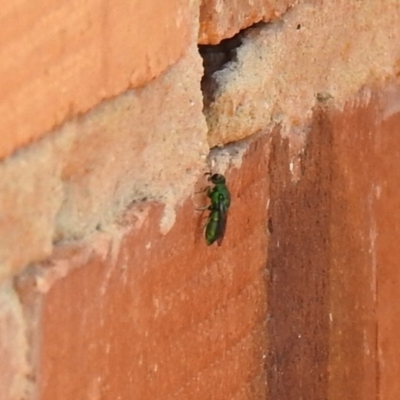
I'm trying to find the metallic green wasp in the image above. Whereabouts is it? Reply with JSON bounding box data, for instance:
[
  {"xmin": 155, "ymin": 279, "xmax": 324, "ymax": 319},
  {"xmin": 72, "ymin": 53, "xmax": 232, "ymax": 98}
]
[{"xmin": 201, "ymin": 173, "xmax": 231, "ymax": 246}]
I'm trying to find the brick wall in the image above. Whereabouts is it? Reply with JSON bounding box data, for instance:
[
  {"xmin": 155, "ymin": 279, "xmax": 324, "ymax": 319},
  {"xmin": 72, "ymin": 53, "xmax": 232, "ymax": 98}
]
[{"xmin": 1, "ymin": 1, "xmax": 400, "ymax": 399}]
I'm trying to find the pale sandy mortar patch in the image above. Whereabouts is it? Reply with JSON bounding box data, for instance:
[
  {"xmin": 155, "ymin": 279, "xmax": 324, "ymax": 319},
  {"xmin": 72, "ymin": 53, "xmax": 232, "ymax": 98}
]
[
  {"xmin": 55, "ymin": 43, "xmax": 208, "ymax": 240},
  {"xmin": 0, "ymin": 135, "xmax": 68, "ymax": 281},
  {"xmin": 204, "ymin": 1, "xmax": 400, "ymax": 147},
  {"xmin": 0, "ymin": 280, "xmax": 34, "ymax": 399},
  {"xmin": 0, "ymin": 2, "xmax": 208, "ymax": 281}
]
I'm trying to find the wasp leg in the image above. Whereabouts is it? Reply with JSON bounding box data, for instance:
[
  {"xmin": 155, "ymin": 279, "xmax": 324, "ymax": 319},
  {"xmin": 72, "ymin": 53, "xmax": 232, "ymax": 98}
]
[{"xmin": 195, "ymin": 186, "xmax": 211, "ymax": 195}]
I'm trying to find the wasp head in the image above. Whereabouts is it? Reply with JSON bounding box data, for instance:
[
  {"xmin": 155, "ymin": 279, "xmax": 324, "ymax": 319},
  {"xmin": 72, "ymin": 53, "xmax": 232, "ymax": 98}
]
[{"xmin": 209, "ymin": 173, "xmax": 226, "ymax": 184}]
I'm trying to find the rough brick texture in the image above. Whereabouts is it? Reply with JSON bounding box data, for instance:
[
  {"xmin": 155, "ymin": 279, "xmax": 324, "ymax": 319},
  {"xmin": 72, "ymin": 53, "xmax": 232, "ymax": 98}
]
[
  {"xmin": 202, "ymin": 1, "xmax": 400, "ymax": 147},
  {"xmin": 8, "ymin": 87, "xmax": 400, "ymax": 399},
  {"xmin": 0, "ymin": 0, "xmax": 194, "ymax": 160},
  {"xmin": 15, "ymin": 136, "xmax": 270, "ymax": 399},
  {"xmin": 266, "ymin": 88, "xmax": 400, "ymax": 399},
  {"xmin": 1, "ymin": 1, "xmax": 400, "ymax": 399},
  {"xmin": 199, "ymin": 0, "xmax": 294, "ymax": 44},
  {"xmin": 0, "ymin": 281, "xmax": 34, "ymax": 399},
  {"xmin": 0, "ymin": 42, "xmax": 207, "ymax": 281}
]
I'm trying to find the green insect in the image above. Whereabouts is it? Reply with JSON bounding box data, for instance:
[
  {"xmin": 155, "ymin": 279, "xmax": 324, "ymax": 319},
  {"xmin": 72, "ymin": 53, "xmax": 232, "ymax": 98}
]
[{"xmin": 200, "ymin": 173, "xmax": 231, "ymax": 246}]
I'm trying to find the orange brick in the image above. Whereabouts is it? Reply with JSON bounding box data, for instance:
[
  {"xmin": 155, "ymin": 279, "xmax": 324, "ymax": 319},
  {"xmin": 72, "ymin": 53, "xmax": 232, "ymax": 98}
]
[
  {"xmin": 14, "ymin": 135, "xmax": 270, "ymax": 399},
  {"xmin": 199, "ymin": 0, "xmax": 294, "ymax": 44},
  {"xmin": 0, "ymin": 44, "xmax": 207, "ymax": 281},
  {"xmin": 0, "ymin": 0, "xmax": 194, "ymax": 160},
  {"xmin": 325, "ymin": 102, "xmax": 378, "ymax": 400},
  {"xmin": 8, "ymin": 85, "xmax": 400, "ymax": 399},
  {"xmin": 374, "ymin": 89, "xmax": 400, "ymax": 400},
  {"xmin": 265, "ymin": 89, "xmax": 400, "ymax": 399}
]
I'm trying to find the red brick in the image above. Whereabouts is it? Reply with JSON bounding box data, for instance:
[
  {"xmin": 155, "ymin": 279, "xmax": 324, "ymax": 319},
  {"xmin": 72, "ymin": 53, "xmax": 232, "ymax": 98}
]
[
  {"xmin": 0, "ymin": 0, "xmax": 194, "ymax": 160},
  {"xmin": 267, "ymin": 118, "xmax": 333, "ymax": 399},
  {"xmin": 9, "ymin": 85, "xmax": 400, "ymax": 398},
  {"xmin": 265, "ymin": 87, "xmax": 400, "ymax": 399},
  {"xmin": 327, "ymin": 100, "xmax": 378, "ymax": 400},
  {"xmin": 0, "ymin": 44, "xmax": 207, "ymax": 281},
  {"xmin": 14, "ymin": 135, "xmax": 270, "ymax": 399},
  {"xmin": 374, "ymin": 88, "xmax": 400, "ymax": 400},
  {"xmin": 199, "ymin": 0, "xmax": 294, "ymax": 44}
]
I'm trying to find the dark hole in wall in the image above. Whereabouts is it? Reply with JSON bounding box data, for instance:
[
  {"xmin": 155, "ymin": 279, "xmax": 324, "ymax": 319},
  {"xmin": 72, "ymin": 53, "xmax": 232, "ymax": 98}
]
[
  {"xmin": 198, "ymin": 22, "xmax": 266, "ymax": 109},
  {"xmin": 198, "ymin": 35, "xmax": 242, "ymax": 109},
  {"xmin": 199, "ymin": 35, "xmax": 243, "ymax": 78}
]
